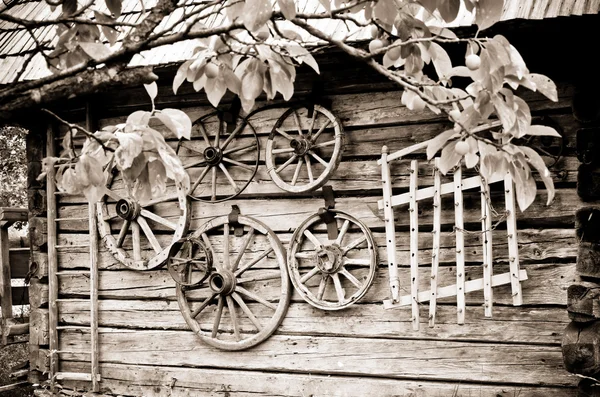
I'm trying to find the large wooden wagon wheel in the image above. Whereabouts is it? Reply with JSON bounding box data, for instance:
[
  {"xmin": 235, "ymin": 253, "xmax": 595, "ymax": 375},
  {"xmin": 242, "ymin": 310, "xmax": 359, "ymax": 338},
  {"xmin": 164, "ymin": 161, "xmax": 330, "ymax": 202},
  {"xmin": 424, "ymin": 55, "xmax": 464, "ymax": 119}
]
[
  {"xmin": 176, "ymin": 112, "xmax": 260, "ymax": 202},
  {"xmin": 97, "ymin": 165, "xmax": 190, "ymax": 270},
  {"xmin": 176, "ymin": 214, "xmax": 290, "ymax": 350},
  {"xmin": 287, "ymin": 210, "xmax": 377, "ymax": 310},
  {"xmin": 265, "ymin": 105, "xmax": 344, "ymax": 193}
]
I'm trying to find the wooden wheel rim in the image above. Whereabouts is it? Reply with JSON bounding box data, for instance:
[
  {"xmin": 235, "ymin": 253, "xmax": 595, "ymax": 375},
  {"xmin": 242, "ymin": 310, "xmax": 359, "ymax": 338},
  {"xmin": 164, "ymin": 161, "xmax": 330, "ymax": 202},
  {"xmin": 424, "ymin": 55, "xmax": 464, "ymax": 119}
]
[
  {"xmin": 178, "ymin": 112, "xmax": 260, "ymax": 202},
  {"xmin": 177, "ymin": 215, "xmax": 291, "ymax": 350},
  {"xmin": 167, "ymin": 238, "xmax": 213, "ymax": 287},
  {"xmin": 265, "ymin": 105, "xmax": 344, "ymax": 193},
  {"xmin": 287, "ymin": 209, "xmax": 377, "ymax": 310},
  {"xmin": 97, "ymin": 165, "xmax": 191, "ymax": 270}
]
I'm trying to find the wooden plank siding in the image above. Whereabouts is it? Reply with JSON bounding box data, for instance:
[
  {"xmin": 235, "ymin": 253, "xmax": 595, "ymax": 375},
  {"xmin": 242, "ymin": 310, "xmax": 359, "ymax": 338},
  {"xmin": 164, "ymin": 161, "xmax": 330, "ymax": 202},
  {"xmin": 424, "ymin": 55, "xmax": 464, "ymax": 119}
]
[{"xmin": 40, "ymin": 63, "xmax": 582, "ymax": 395}]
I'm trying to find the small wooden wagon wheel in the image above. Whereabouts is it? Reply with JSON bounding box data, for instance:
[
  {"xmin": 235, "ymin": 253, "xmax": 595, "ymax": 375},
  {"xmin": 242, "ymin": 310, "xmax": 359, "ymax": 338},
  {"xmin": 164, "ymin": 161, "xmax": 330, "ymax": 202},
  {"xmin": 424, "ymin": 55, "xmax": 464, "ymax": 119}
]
[
  {"xmin": 176, "ymin": 112, "xmax": 259, "ymax": 202},
  {"xmin": 167, "ymin": 238, "xmax": 213, "ymax": 287},
  {"xmin": 176, "ymin": 214, "xmax": 290, "ymax": 350},
  {"xmin": 97, "ymin": 165, "xmax": 190, "ymax": 270},
  {"xmin": 265, "ymin": 105, "xmax": 344, "ymax": 193},
  {"xmin": 287, "ymin": 210, "xmax": 377, "ymax": 310}
]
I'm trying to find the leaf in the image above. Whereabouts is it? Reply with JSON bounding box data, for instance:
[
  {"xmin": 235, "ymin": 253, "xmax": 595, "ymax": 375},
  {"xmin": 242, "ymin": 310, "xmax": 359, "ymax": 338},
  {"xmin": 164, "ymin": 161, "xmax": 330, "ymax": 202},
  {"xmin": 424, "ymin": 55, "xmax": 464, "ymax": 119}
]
[
  {"xmin": 243, "ymin": 0, "xmax": 272, "ymax": 32},
  {"xmin": 270, "ymin": 68, "xmax": 294, "ymax": 101},
  {"xmin": 222, "ymin": 66, "xmax": 241, "ymax": 95},
  {"xmin": 144, "ymin": 82, "xmax": 158, "ymax": 102},
  {"xmin": 426, "ymin": 128, "xmax": 457, "ymax": 160},
  {"xmin": 417, "ymin": 0, "xmax": 438, "ymax": 15},
  {"xmin": 242, "ymin": 69, "xmax": 264, "ymax": 100},
  {"xmin": 464, "ymin": 152, "xmax": 479, "ymax": 169},
  {"xmin": 155, "ymin": 109, "xmax": 192, "ymax": 140},
  {"xmin": 528, "ymin": 73, "xmax": 558, "ymax": 102},
  {"xmin": 79, "ymin": 42, "xmax": 112, "ymax": 62},
  {"xmin": 519, "ymin": 146, "xmax": 555, "ymax": 206},
  {"xmin": 286, "ymin": 44, "xmax": 320, "ymax": 74},
  {"xmin": 526, "ymin": 125, "xmax": 561, "ymax": 138},
  {"xmin": 490, "ymin": 93, "xmax": 516, "ymax": 132},
  {"xmin": 474, "ymin": 0, "xmax": 503, "ymax": 31},
  {"xmin": 60, "ymin": 167, "xmax": 81, "ymax": 194},
  {"xmin": 438, "ymin": 140, "xmax": 462, "ymax": 175},
  {"xmin": 204, "ymin": 76, "xmax": 228, "ymax": 107},
  {"xmin": 429, "ymin": 42, "xmax": 452, "ymax": 83},
  {"xmin": 62, "ymin": 0, "xmax": 77, "ymax": 16},
  {"xmin": 148, "ymin": 160, "xmax": 167, "ymax": 196},
  {"xmin": 511, "ymin": 160, "xmax": 537, "ymax": 212},
  {"xmin": 438, "ymin": 0, "xmax": 460, "ymax": 22},
  {"xmin": 126, "ymin": 110, "xmax": 151, "ymax": 126},
  {"xmin": 509, "ymin": 96, "xmax": 531, "ymax": 139},
  {"xmin": 105, "ymin": 0, "xmax": 122, "ymax": 17},
  {"xmin": 225, "ymin": 0, "xmax": 245, "ymax": 21},
  {"xmin": 173, "ymin": 60, "xmax": 192, "ymax": 94},
  {"xmin": 447, "ymin": 66, "xmax": 471, "ymax": 78},
  {"xmin": 317, "ymin": 0, "xmax": 331, "ymax": 12},
  {"xmin": 277, "ymin": 0, "xmax": 296, "ymax": 19},
  {"xmin": 94, "ymin": 11, "xmax": 119, "ymax": 46},
  {"xmin": 114, "ymin": 131, "xmax": 144, "ymax": 169},
  {"xmin": 374, "ymin": 0, "xmax": 397, "ymax": 29},
  {"xmin": 75, "ymin": 155, "xmax": 105, "ymax": 202}
]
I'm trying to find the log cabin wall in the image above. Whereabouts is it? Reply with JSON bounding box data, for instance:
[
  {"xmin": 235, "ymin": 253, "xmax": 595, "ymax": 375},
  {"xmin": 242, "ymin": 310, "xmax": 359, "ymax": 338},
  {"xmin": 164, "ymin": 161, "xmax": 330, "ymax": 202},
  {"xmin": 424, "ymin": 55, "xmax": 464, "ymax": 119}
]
[{"xmin": 29, "ymin": 16, "xmax": 600, "ymax": 396}]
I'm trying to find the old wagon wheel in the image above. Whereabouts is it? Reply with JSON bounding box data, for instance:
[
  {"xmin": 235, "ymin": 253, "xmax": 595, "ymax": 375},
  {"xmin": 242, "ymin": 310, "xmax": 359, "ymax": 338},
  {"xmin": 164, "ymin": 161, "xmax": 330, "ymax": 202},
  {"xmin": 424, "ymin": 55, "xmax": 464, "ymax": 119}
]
[
  {"xmin": 265, "ymin": 105, "xmax": 344, "ymax": 193},
  {"xmin": 167, "ymin": 238, "xmax": 213, "ymax": 287},
  {"xmin": 287, "ymin": 210, "xmax": 377, "ymax": 310},
  {"xmin": 177, "ymin": 214, "xmax": 290, "ymax": 350},
  {"xmin": 97, "ymin": 165, "xmax": 191, "ymax": 270},
  {"xmin": 176, "ymin": 112, "xmax": 259, "ymax": 202}
]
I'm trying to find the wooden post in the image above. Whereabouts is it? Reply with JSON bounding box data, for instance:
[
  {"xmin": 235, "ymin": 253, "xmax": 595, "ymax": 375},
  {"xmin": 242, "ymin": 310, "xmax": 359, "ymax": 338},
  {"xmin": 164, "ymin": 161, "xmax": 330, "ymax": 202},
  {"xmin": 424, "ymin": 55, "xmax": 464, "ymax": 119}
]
[
  {"xmin": 504, "ymin": 173, "xmax": 523, "ymax": 306},
  {"xmin": 46, "ymin": 124, "xmax": 58, "ymax": 388},
  {"xmin": 409, "ymin": 160, "xmax": 419, "ymax": 330},
  {"xmin": 0, "ymin": 217, "xmax": 12, "ymax": 323},
  {"xmin": 429, "ymin": 159, "xmax": 441, "ymax": 327},
  {"xmin": 381, "ymin": 146, "xmax": 399, "ymax": 302},
  {"xmin": 481, "ymin": 179, "xmax": 493, "ymax": 317},
  {"xmin": 454, "ymin": 167, "xmax": 465, "ymax": 324}
]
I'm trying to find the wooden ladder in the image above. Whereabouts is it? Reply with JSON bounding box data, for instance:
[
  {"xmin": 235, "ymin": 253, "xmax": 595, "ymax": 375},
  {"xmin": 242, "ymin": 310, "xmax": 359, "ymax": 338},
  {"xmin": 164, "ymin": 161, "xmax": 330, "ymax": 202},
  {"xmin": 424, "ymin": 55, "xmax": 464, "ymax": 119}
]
[
  {"xmin": 47, "ymin": 126, "xmax": 100, "ymax": 392},
  {"xmin": 379, "ymin": 140, "xmax": 526, "ymax": 330}
]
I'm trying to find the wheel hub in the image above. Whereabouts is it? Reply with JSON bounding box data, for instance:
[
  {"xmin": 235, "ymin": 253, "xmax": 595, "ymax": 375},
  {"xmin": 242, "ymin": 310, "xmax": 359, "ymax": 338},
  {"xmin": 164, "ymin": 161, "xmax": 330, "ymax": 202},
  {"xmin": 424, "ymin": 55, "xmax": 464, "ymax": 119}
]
[
  {"xmin": 204, "ymin": 146, "xmax": 223, "ymax": 165},
  {"xmin": 314, "ymin": 245, "xmax": 343, "ymax": 274},
  {"xmin": 116, "ymin": 199, "xmax": 141, "ymax": 221},
  {"xmin": 290, "ymin": 138, "xmax": 310, "ymax": 156},
  {"xmin": 208, "ymin": 271, "xmax": 236, "ymax": 295}
]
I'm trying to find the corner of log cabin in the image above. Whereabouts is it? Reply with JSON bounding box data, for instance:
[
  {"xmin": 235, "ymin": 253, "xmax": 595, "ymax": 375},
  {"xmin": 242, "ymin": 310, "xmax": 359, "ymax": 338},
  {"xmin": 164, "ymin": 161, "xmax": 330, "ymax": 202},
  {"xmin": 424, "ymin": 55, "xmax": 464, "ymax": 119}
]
[{"xmin": 28, "ymin": 14, "xmax": 600, "ymax": 397}]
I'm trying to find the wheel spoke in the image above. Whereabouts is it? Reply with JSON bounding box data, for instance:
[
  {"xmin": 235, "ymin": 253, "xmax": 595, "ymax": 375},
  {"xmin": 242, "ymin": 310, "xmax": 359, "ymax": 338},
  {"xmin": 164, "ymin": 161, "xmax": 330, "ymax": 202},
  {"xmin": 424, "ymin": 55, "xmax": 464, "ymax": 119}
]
[
  {"xmin": 303, "ymin": 230, "xmax": 322, "ymax": 250},
  {"xmin": 235, "ymin": 286, "xmax": 277, "ymax": 310},
  {"xmin": 211, "ymin": 296, "xmax": 224, "ymax": 338},
  {"xmin": 304, "ymin": 155, "xmax": 313, "ymax": 183},
  {"xmin": 131, "ymin": 220, "xmax": 142, "ymax": 261},
  {"xmin": 226, "ymin": 296, "xmax": 241, "ymax": 341},
  {"xmin": 221, "ymin": 123, "xmax": 245, "ymax": 151},
  {"xmin": 232, "ymin": 292, "xmax": 262, "ymax": 331},
  {"xmin": 211, "ymin": 166, "xmax": 217, "ymax": 201},
  {"xmin": 308, "ymin": 108, "xmax": 317, "ymax": 136},
  {"xmin": 237, "ymin": 270, "xmax": 281, "ymax": 284},
  {"xmin": 202, "ymin": 232, "xmax": 220, "ymax": 271},
  {"xmin": 300, "ymin": 266, "xmax": 320, "ymax": 284},
  {"xmin": 190, "ymin": 166, "xmax": 211, "ymax": 194},
  {"xmin": 309, "ymin": 151, "xmax": 328, "ymax": 167},
  {"xmin": 223, "ymin": 142, "xmax": 256, "ymax": 156},
  {"xmin": 272, "ymin": 147, "xmax": 295, "ymax": 155},
  {"xmin": 292, "ymin": 109, "xmax": 304, "ymax": 136},
  {"xmin": 214, "ymin": 120, "xmax": 222, "ymax": 148},
  {"xmin": 313, "ymin": 139, "xmax": 337, "ymax": 149},
  {"xmin": 339, "ymin": 267, "xmax": 362, "ymax": 288},
  {"xmin": 343, "ymin": 235, "xmax": 367, "ymax": 254},
  {"xmin": 103, "ymin": 187, "xmax": 124, "ymax": 202},
  {"xmin": 232, "ymin": 228, "xmax": 255, "ymax": 272},
  {"xmin": 311, "ymin": 119, "xmax": 331, "ymax": 143},
  {"xmin": 335, "ymin": 220, "xmax": 350, "ymax": 245},
  {"xmin": 183, "ymin": 158, "xmax": 207, "ymax": 169},
  {"xmin": 223, "ymin": 222, "xmax": 230, "ymax": 270},
  {"xmin": 291, "ymin": 156, "xmax": 303, "ymax": 186},
  {"xmin": 116, "ymin": 219, "xmax": 131, "ymax": 248},
  {"xmin": 332, "ymin": 273, "xmax": 346, "ymax": 303},
  {"xmin": 222, "ymin": 157, "xmax": 255, "ymax": 171},
  {"xmin": 316, "ymin": 275, "xmax": 329, "ymax": 301},
  {"xmin": 219, "ymin": 163, "xmax": 240, "ymax": 193},
  {"xmin": 198, "ymin": 123, "xmax": 211, "ymax": 146},
  {"xmin": 344, "ymin": 258, "xmax": 372, "ymax": 266},
  {"xmin": 275, "ymin": 127, "xmax": 294, "ymax": 141},
  {"xmin": 295, "ymin": 251, "xmax": 315, "ymax": 259},
  {"xmin": 235, "ymin": 247, "xmax": 274, "ymax": 277},
  {"xmin": 275, "ymin": 154, "xmax": 297, "ymax": 174},
  {"xmin": 140, "ymin": 209, "xmax": 177, "ymax": 230},
  {"xmin": 137, "ymin": 216, "xmax": 162, "ymax": 254},
  {"xmin": 191, "ymin": 292, "xmax": 218, "ymax": 318},
  {"xmin": 140, "ymin": 193, "xmax": 179, "ymax": 207}
]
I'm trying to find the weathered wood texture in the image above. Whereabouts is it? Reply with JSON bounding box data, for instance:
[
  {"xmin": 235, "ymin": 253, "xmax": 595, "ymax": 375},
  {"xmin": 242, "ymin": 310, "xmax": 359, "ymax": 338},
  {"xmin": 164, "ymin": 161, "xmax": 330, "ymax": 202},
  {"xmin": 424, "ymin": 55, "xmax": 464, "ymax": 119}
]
[{"xmin": 42, "ymin": 73, "xmax": 582, "ymax": 395}]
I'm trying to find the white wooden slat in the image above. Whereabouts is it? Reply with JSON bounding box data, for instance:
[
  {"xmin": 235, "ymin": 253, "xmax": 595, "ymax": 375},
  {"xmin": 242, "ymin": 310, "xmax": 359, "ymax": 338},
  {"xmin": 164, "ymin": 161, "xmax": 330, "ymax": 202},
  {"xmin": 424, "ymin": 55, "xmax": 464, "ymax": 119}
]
[
  {"xmin": 383, "ymin": 270, "xmax": 529, "ymax": 309},
  {"xmin": 481, "ymin": 180, "xmax": 493, "ymax": 317},
  {"xmin": 454, "ymin": 167, "xmax": 465, "ymax": 325},
  {"xmin": 504, "ymin": 173, "xmax": 523, "ymax": 306},
  {"xmin": 380, "ymin": 146, "xmax": 400, "ymax": 302},
  {"xmin": 429, "ymin": 159, "xmax": 442, "ymax": 328},
  {"xmin": 409, "ymin": 160, "xmax": 420, "ymax": 330}
]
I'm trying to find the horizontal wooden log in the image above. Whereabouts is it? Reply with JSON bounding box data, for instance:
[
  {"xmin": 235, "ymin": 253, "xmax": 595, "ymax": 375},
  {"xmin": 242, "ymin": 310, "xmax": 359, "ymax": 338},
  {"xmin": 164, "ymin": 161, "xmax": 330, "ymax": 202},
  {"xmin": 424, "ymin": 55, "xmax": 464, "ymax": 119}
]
[
  {"xmin": 57, "ymin": 328, "xmax": 575, "ymax": 386},
  {"xmin": 57, "ymin": 299, "xmax": 568, "ymax": 344},
  {"xmin": 29, "ymin": 307, "xmax": 48, "ymax": 346},
  {"xmin": 56, "ymin": 262, "xmax": 575, "ymax": 306},
  {"xmin": 57, "ymin": 188, "xmax": 582, "ymax": 234},
  {"xmin": 28, "ymin": 278, "xmax": 48, "ymax": 309},
  {"xmin": 59, "ymin": 361, "xmax": 577, "ymax": 396},
  {"xmin": 563, "ymin": 321, "xmax": 600, "ymax": 376}
]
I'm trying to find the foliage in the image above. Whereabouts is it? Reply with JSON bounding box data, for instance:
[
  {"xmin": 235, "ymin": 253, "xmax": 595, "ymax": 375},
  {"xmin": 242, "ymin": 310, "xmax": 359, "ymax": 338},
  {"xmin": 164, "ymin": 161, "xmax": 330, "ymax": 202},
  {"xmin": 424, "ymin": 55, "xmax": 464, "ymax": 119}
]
[
  {"xmin": 3, "ymin": 0, "xmax": 562, "ymax": 211},
  {"xmin": 0, "ymin": 126, "xmax": 27, "ymax": 209}
]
